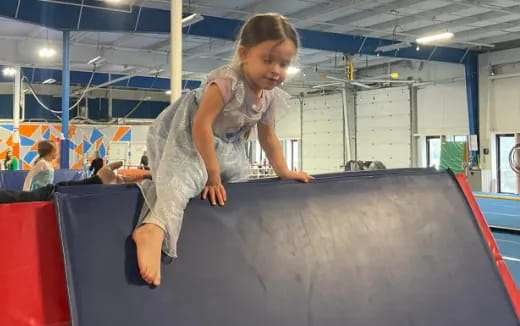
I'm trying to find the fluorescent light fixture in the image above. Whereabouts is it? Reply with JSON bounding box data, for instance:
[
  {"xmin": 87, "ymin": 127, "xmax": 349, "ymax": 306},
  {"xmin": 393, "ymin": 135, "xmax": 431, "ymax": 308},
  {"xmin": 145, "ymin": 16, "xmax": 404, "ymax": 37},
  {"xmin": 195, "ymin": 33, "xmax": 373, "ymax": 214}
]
[
  {"xmin": 416, "ymin": 32, "xmax": 454, "ymax": 45},
  {"xmin": 38, "ymin": 47, "xmax": 57, "ymax": 58},
  {"xmin": 165, "ymin": 90, "xmax": 172, "ymax": 95},
  {"xmin": 88, "ymin": 56, "xmax": 105, "ymax": 65},
  {"xmin": 42, "ymin": 78, "xmax": 56, "ymax": 84},
  {"xmin": 2, "ymin": 67, "xmax": 16, "ymax": 77},
  {"xmin": 287, "ymin": 66, "xmax": 300, "ymax": 75},
  {"xmin": 149, "ymin": 68, "xmax": 164, "ymax": 75},
  {"xmin": 375, "ymin": 41, "xmax": 411, "ymax": 53},
  {"xmin": 182, "ymin": 13, "xmax": 204, "ymax": 27},
  {"xmin": 105, "ymin": 0, "xmax": 122, "ymax": 4}
]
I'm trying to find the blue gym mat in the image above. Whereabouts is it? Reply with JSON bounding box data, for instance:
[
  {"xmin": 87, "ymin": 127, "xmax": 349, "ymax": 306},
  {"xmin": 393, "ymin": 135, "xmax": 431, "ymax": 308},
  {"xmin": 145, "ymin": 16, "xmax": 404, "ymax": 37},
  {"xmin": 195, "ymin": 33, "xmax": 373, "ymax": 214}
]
[
  {"xmin": 55, "ymin": 169, "xmax": 519, "ymax": 326},
  {"xmin": 476, "ymin": 196, "xmax": 520, "ymax": 231},
  {"xmin": 0, "ymin": 169, "xmax": 83, "ymax": 190}
]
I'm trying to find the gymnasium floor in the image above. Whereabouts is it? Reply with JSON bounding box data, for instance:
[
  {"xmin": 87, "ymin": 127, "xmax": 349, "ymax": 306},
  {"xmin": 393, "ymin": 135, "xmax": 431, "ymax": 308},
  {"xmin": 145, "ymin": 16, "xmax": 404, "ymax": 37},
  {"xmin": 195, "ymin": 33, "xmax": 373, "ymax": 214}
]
[{"xmin": 476, "ymin": 193, "xmax": 520, "ymax": 286}]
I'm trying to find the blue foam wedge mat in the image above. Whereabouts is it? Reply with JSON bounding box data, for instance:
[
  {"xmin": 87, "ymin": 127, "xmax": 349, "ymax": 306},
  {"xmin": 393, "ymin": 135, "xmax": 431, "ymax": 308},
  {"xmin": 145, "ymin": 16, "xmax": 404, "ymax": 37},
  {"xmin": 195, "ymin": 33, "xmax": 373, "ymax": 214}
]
[{"xmin": 55, "ymin": 169, "xmax": 519, "ymax": 326}]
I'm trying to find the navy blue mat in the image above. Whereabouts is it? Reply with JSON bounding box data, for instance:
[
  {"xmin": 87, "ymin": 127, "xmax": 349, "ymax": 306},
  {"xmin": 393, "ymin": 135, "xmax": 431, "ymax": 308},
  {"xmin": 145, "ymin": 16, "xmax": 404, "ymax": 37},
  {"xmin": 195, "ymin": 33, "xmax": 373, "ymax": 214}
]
[
  {"xmin": 0, "ymin": 169, "xmax": 83, "ymax": 190},
  {"xmin": 55, "ymin": 169, "xmax": 519, "ymax": 326}
]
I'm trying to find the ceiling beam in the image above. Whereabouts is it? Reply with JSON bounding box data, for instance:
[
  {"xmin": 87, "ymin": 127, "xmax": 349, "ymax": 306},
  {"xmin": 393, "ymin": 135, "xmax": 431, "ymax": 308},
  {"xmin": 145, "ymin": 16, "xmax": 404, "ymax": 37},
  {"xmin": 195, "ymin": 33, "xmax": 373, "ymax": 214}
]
[
  {"xmin": 347, "ymin": 3, "xmax": 470, "ymax": 36},
  {"xmin": 307, "ymin": 0, "xmax": 422, "ymax": 31}
]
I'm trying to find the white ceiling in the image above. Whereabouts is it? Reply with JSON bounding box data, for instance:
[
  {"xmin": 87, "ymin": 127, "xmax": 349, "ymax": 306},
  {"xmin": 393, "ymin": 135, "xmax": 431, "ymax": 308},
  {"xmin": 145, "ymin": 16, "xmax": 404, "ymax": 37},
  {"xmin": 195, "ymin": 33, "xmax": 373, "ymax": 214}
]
[{"xmin": 1, "ymin": 0, "xmax": 520, "ymax": 86}]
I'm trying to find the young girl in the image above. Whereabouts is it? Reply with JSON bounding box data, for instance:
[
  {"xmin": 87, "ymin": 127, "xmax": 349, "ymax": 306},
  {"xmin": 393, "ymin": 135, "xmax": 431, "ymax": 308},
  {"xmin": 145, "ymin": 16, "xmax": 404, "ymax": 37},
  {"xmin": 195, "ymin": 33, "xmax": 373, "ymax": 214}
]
[
  {"xmin": 134, "ymin": 13, "xmax": 313, "ymax": 287},
  {"xmin": 23, "ymin": 140, "xmax": 58, "ymax": 191}
]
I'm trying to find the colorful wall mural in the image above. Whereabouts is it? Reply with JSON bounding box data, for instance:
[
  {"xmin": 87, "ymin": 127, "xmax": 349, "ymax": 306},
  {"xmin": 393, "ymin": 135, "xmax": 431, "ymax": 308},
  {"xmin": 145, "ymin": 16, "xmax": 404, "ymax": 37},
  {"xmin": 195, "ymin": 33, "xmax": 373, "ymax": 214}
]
[{"xmin": 0, "ymin": 123, "xmax": 132, "ymax": 170}]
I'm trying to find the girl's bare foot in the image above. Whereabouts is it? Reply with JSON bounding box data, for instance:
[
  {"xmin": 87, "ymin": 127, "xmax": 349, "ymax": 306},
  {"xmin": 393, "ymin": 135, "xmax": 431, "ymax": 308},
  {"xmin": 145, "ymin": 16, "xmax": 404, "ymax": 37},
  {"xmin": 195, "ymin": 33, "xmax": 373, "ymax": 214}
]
[{"xmin": 132, "ymin": 223, "xmax": 165, "ymax": 286}]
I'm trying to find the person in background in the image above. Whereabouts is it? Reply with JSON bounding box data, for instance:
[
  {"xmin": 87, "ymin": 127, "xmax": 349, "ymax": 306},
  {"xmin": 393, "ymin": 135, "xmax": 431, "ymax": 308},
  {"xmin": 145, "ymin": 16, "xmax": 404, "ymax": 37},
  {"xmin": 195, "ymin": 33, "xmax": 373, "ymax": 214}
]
[
  {"xmin": 23, "ymin": 141, "xmax": 58, "ymax": 191},
  {"xmin": 4, "ymin": 149, "xmax": 19, "ymax": 171},
  {"xmin": 140, "ymin": 151, "xmax": 150, "ymax": 170},
  {"xmin": 90, "ymin": 150, "xmax": 104, "ymax": 175}
]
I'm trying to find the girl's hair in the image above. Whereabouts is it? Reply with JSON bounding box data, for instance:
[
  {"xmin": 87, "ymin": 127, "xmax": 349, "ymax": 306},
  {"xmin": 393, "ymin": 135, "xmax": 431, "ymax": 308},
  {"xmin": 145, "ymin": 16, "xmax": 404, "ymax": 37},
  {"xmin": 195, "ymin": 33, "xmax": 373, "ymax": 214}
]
[
  {"xmin": 239, "ymin": 13, "xmax": 299, "ymax": 49},
  {"xmin": 232, "ymin": 13, "xmax": 299, "ymax": 65},
  {"xmin": 36, "ymin": 140, "xmax": 56, "ymax": 162}
]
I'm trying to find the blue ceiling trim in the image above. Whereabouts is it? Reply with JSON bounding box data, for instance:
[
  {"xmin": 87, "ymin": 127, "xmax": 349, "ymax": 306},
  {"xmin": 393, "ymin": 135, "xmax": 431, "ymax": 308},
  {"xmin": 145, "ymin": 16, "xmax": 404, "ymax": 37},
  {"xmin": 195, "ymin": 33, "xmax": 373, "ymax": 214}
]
[
  {"xmin": 0, "ymin": 0, "xmax": 477, "ymax": 64},
  {"xmin": 0, "ymin": 66, "xmax": 201, "ymax": 90}
]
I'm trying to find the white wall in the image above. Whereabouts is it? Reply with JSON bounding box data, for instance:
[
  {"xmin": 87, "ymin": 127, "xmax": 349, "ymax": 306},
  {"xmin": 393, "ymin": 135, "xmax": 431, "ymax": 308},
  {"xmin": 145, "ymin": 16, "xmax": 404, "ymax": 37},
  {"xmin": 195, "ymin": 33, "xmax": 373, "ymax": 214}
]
[
  {"xmin": 357, "ymin": 87, "xmax": 411, "ymax": 168},
  {"xmin": 272, "ymin": 61, "xmax": 470, "ymax": 171},
  {"xmin": 417, "ymin": 80, "xmax": 469, "ymax": 136},
  {"xmin": 301, "ymin": 93, "xmax": 346, "ymax": 174},
  {"xmin": 479, "ymin": 48, "xmax": 520, "ymax": 191}
]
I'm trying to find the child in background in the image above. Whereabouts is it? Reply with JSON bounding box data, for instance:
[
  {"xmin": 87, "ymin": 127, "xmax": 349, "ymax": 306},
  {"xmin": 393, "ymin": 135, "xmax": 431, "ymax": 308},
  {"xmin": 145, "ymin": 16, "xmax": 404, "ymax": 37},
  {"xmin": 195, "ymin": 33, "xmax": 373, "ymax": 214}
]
[{"xmin": 23, "ymin": 140, "xmax": 58, "ymax": 191}]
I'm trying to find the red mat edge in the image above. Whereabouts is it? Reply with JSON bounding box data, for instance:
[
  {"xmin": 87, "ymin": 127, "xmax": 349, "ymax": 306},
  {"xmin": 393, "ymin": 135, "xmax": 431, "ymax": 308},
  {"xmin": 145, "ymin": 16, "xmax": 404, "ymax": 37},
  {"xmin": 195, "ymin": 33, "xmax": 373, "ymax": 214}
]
[{"xmin": 456, "ymin": 174, "xmax": 520, "ymax": 318}]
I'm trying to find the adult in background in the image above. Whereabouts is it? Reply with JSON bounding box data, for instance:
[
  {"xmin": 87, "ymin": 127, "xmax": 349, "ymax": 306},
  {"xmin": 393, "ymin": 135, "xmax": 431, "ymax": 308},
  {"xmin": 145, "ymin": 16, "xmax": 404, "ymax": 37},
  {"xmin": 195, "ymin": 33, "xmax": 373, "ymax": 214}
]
[
  {"xmin": 140, "ymin": 151, "xmax": 150, "ymax": 170},
  {"xmin": 89, "ymin": 150, "xmax": 104, "ymax": 175},
  {"xmin": 4, "ymin": 149, "xmax": 19, "ymax": 171}
]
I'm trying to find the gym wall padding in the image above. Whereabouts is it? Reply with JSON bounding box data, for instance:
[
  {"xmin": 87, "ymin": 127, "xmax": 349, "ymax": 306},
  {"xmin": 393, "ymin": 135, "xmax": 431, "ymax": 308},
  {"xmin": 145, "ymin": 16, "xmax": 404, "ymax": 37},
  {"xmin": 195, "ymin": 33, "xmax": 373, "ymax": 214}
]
[
  {"xmin": 439, "ymin": 141, "xmax": 467, "ymax": 173},
  {"xmin": 55, "ymin": 169, "xmax": 520, "ymax": 326},
  {"xmin": 0, "ymin": 169, "xmax": 83, "ymax": 190},
  {"xmin": 0, "ymin": 201, "xmax": 70, "ymax": 326}
]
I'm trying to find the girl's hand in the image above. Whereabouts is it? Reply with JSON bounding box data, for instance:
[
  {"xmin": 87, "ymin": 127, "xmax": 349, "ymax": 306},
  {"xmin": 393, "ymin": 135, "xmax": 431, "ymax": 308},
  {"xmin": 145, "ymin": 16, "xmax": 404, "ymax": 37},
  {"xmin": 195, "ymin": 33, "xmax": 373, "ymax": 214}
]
[
  {"xmin": 280, "ymin": 170, "xmax": 314, "ymax": 183},
  {"xmin": 202, "ymin": 172, "xmax": 227, "ymax": 206}
]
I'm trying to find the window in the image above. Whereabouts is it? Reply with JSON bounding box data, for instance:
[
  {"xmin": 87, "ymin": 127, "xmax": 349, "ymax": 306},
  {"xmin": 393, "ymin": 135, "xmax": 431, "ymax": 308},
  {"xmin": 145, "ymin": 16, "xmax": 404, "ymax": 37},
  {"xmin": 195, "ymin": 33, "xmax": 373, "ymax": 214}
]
[
  {"xmin": 285, "ymin": 139, "xmax": 300, "ymax": 171},
  {"xmin": 497, "ymin": 134, "xmax": 516, "ymax": 193},
  {"xmin": 446, "ymin": 135, "xmax": 468, "ymax": 142},
  {"xmin": 426, "ymin": 136, "xmax": 441, "ymax": 169},
  {"xmin": 248, "ymin": 139, "xmax": 300, "ymax": 170}
]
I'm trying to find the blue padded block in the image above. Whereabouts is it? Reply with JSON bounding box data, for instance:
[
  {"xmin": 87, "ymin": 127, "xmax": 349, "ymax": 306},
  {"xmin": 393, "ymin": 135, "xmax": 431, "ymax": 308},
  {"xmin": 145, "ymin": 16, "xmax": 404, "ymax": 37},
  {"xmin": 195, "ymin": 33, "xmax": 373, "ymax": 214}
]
[
  {"xmin": 55, "ymin": 169, "xmax": 519, "ymax": 326},
  {"xmin": 477, "ymin": 196, "xmax": 520, "ymax": 230},
  {"xmin": 0, "ymin": 169, "xmax": 83, "ymax": 190}
]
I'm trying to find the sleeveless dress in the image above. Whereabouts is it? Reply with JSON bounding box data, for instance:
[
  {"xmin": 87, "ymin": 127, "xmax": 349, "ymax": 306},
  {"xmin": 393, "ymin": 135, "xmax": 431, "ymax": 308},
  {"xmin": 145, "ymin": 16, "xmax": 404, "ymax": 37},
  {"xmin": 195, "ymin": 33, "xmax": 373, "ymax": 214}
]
[{"xmin": 137, "ymin": 65, "xmax": 291, "ymax": 257}]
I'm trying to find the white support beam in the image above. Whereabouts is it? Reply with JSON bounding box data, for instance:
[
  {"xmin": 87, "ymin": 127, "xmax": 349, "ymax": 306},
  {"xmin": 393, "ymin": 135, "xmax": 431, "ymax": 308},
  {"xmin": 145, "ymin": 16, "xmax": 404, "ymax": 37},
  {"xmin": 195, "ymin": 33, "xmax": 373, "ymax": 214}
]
[{"xmin": 171, "ymin": 0, "xmax": 182, "ymax": 102}]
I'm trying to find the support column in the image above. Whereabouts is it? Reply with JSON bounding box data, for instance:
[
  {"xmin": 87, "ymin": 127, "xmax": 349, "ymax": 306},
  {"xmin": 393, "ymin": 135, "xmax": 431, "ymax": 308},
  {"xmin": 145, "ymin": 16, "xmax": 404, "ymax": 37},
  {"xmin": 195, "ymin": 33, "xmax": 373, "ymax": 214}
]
[
  {"xmin": 465, "ymin": 54, "xmax": 479, "ymax": 167},
  {"xmin": 12, "ymin": 66, "xmax": 21, "ymax": 164},
  {"xmin": 61, "ymin": 31, "xmax": 71, "ymax": 169},
  {"xmin": 170, "ymin": 0, "xmax": 183, "ymax": 103}
]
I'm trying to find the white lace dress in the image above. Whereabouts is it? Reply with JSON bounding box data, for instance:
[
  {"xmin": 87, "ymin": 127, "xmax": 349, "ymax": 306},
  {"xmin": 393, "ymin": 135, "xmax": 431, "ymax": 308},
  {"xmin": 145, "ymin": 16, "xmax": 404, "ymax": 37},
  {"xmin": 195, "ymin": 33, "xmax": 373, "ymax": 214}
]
[{"xmin": 138, "ymin": 65, "xmax": 291, "ymax": 257}]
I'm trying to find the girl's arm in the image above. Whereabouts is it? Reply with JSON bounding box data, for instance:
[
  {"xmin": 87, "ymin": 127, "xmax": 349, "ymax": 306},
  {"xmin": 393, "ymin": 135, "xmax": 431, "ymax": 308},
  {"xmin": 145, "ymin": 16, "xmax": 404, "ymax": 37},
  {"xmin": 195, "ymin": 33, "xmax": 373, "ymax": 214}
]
[
  {"xmin": 257, "ymin": 123, "xmax": 291, "ymax": 178},
  {"xmin": 258, "ymin": 123, "xmax": 313, "ymax": 182},
  {"xmin": 192, "ymin": 84, "xmax": 227, "ymax": 205},
  {"xmin": 22, "ymin": 160, "xmax": 47, "ymax": 191}
]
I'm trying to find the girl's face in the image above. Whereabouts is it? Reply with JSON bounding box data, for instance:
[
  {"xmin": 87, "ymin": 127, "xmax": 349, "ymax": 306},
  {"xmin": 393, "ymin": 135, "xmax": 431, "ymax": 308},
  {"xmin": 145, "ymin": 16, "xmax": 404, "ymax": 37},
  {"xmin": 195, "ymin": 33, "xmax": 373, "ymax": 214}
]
[
  {"xmin": 239, "ymin": 39, "xmax": 296, "ymax": 95},
  {"xmin": 48, "ymin": 146, "xmax": 58, "ymax": 161}
]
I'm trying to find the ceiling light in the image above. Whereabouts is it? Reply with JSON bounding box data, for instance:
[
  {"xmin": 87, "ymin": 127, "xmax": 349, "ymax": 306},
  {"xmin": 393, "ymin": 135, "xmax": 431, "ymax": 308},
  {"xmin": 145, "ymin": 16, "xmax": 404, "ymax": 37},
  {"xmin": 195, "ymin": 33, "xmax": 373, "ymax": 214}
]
[
  {"xmin": 375, "ymin": 41, "xmax": 411, "ymax": 53},
  {"xmin": 38, "ymin": 47, "xmax": 57, "ymax": 58},
  {"xmin": 288, "ymin": 66, "xmax": 300, "ymax": 75},
  {"xmin": 105, "ymin": 0, "xmax": 122, "ymax": 4},
  {"xmin": 416, "ymin": 32, "xmax": 454, "ymax": 45},
  {"xmin": 165, "ymin": 90, "xmax": 172, "ymax": 95},
  {"xmin": 2, "ymin": 67, "xmax": 16, "ymax": 77},
  {"xmin": 182, "ymin": 13, "xmax": 204, "ymax": 27},
  {"xmin": 416, "ymin": 45, "xmax": 420, "ymax": 51},
  {"xmin": 42, "ymin": 78, "xmax": 56, "ymax": 84},
  {"xmin": 87, "ymin": 56, "xmax": 105, "ymax": 65}
]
